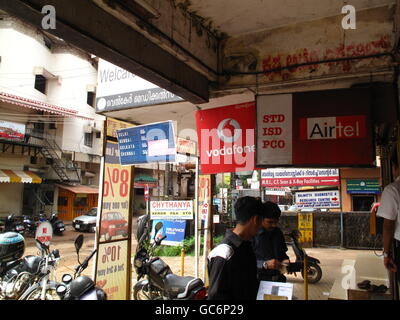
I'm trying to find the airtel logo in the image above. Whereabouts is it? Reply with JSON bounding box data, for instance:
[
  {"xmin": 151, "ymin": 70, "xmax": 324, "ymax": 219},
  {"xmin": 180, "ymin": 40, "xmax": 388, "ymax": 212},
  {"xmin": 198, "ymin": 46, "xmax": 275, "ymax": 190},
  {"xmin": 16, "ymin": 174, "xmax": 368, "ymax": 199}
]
[{"xmin": 217, "ymin": 119, "xmax": 241, "ymax": 143}]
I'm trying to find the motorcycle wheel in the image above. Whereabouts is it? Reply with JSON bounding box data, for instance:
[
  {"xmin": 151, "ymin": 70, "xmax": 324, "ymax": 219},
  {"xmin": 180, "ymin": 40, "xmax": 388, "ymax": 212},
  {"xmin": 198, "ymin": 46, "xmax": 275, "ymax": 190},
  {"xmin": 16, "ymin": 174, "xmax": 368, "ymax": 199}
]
[
  {"xmin": 22, "ymin": 285, "xmax": 60, "ymax": 300},
  {"xmin": 133, "ymin": 283, "xmax": 164, "ymax": 300},
  {"xmin": 301, "ymin": 263, "xmax": 322, "ymax": 284}
]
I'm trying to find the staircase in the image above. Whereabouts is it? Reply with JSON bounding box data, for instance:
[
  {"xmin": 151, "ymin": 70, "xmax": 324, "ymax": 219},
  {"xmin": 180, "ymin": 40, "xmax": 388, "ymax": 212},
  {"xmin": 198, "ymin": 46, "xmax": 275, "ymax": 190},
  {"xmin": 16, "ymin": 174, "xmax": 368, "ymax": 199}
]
[{"xmin": 40, "ymin": 139, "xmax": 80, "ymax": 183}]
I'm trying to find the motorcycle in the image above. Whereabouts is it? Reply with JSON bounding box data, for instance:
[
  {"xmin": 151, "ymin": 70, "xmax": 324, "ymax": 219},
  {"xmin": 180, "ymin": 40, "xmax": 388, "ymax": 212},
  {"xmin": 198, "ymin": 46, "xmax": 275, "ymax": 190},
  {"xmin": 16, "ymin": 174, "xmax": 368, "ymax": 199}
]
[
  {"xmin": 3, "ymin": 214, "xmax": 25, "ymax": 234},
  {"xmin": 55, "ymin": 234, "xmax": 106, "ymax": 300},
  {"xmin": 133, "ymin": 214, "xmax": 207, "ymax": 300},
  {"xmin": 0, "ymin": 233, "xmax": 60, "ymax": 300},
  {"xmin": 284, "ymin": 230, "xmax": 322, "ymax": 284},
  {"xmin": 49, "ymin": 213, "xmax": 65, "ymax": 236}
]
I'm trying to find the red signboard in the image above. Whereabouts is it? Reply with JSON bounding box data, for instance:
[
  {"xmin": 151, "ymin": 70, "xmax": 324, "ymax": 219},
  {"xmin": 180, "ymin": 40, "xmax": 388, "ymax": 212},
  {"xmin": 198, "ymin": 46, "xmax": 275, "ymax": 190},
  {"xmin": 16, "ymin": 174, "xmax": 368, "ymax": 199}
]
[
  {"xmin": 257, "ymin": 88, "xmax": 374, "ymax": 167},
  {"xmin": 195, "ymin": 102, "xmax": 256, "ymax": 174}
]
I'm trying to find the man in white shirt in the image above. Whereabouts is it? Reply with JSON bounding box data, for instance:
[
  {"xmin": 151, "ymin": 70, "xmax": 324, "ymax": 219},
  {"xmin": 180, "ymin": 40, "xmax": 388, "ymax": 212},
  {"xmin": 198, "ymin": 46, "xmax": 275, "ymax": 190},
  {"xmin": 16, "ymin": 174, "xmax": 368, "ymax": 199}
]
[{"xmin": 377, "ymin": 149, "xmax": 400, "ymax": 277}]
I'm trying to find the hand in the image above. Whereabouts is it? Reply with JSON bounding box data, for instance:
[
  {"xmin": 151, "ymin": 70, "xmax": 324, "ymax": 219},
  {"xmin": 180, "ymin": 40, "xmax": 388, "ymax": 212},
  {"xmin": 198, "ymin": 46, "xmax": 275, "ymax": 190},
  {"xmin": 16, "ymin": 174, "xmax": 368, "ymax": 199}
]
[
  {"xmin": 384, "ymin": 257, "xmax": 398, "ymax": 272},
  {"xmin": 265, "ymin": 259, "xmax": 282, "ymax": 270},
  {"xmin": 282, "ymin": 259, "xmax": 290, "ymax": 265}
]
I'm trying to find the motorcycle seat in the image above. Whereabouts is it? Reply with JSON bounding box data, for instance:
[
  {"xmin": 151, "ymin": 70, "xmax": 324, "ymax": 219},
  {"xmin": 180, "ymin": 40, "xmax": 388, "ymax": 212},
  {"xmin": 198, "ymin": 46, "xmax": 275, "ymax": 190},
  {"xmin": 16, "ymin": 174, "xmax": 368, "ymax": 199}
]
[{"xmin": 164, "ymin": 274, "xmax": 203, "ymax": 299}]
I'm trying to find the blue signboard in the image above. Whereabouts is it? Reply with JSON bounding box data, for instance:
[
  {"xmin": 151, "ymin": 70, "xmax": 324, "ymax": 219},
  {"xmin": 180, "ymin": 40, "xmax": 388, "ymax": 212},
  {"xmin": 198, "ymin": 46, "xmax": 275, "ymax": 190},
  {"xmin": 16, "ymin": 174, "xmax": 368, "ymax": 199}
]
[
  {"xmin": 117, "ymin": 121, "xmax": 176, "ymax": 165},
  {"xmin": 150, "ymin": 219, "xmax": 187, "ymax": 246}
]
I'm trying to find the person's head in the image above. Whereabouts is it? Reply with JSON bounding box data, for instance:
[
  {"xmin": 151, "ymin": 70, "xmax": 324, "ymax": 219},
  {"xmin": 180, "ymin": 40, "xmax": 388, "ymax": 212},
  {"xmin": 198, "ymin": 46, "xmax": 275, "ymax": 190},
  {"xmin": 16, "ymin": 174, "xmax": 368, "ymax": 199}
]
[
  {"xmin": 261, "ymin": 201, "xmax": 281, "ymax": 231},
  {"xmin": 234, "ymin": 196, "xmax": 264, "ymax": 239}
]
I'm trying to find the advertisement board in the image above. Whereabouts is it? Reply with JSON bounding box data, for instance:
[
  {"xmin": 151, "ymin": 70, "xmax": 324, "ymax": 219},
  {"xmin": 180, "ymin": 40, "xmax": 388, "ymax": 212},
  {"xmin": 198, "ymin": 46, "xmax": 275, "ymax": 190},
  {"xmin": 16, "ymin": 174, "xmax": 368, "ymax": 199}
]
[
  {"xmin": 96, "ymin": 241, "xmax": 129, "ymax": 300},
  {"xmin": 261, "ymin": 168, "xmax": 339, "ymax": 187},
  {"xmin": 176, "ymin": 137, "xmax": 197, "ymax": 155},
  {"xmin": 195, "ymin": 101, "xmax": 256, "ymax": 174},
  {"xmin": 256, "ymin": 88, "xmax": 374, "ymax": 167},
  {"xmin": 150, "ymin": 201, "xmax": 194, "ymax": 220},
  {"xmin": 95, "ymin": 139, "xmax": 133, "ymax": 300},
  {"xmin": 295, "ymin": 190, "xmax": 341, "ymax": 209},
  {"xmin": 0, "ymin": 120, "xmax": 25, "ymax": 142},
  {"xmin": 298, "ymin": 213, "xmax": 313, "ymax": 246},
  {"xmin": 96, "ymin": 59, "xmax": 182, "ymax": 112},
  {"xmin": 199, "ymin": 175, "xmax": 212, "ymax": 221},
  {"xmin": 346, "ymin": 179, "xmax": 381, "ymax": 194},
  {"xmin": 106, "ymin": 118, "xmax": 134, "ymax": 139},
  {"xmin": 117, "ymin": 121, "xmax": 176, "ymax": 165},
  {"xmin": 150, "ymin": 219, "xmax": 187, "ymax": 246}
]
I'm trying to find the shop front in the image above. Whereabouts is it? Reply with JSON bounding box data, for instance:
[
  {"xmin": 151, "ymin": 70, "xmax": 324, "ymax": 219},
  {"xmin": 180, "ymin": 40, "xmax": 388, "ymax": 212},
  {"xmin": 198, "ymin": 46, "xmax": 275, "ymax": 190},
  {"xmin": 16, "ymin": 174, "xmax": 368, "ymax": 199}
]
[{"xmin": 56, "ymin": 184, "xmax": 99, "ymax": 221}]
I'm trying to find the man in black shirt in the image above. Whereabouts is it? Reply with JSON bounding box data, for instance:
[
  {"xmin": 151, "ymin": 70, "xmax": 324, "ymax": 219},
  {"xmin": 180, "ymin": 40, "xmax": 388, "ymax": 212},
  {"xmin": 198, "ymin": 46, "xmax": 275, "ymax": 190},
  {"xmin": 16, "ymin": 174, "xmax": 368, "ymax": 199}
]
[
  {"xmin": 207, "ymin": 196, "xmax": 265, "ymax": 300},
  {"xmin": 253, "ymin": 201, "xmax": 290, "ymax": 282}
]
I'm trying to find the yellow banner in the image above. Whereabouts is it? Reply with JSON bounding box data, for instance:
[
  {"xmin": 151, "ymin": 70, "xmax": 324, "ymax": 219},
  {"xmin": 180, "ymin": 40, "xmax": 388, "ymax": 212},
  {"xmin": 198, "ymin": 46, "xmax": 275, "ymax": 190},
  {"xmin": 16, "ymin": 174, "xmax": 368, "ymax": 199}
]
[
  {"xmin": 106, "ymin": 117, "xmax": 134, "ymax": 138},
  {"xmin": 199, "ymin": 175, "xmax": 212, "ymax": 220},
  {"xmin": 298, "ymin": 213, "xmax": 313, "ymax": 244},
  {"xmin": 96, "ymin": 241, "xmax": 129, "ymax": 300}
]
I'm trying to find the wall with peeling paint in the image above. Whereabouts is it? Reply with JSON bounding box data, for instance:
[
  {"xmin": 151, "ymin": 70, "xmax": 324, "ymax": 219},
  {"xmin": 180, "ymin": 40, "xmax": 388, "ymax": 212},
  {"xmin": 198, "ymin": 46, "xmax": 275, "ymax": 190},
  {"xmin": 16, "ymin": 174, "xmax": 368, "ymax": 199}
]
[{"xmin": 221, "ymin": 5, "xmax": 396, "ymax": 90}]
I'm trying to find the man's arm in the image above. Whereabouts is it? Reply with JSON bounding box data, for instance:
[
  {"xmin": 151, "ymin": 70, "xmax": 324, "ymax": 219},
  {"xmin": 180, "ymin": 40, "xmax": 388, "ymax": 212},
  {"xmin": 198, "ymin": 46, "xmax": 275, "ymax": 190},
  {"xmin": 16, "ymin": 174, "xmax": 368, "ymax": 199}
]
[
  {"xmin": 383, "ymin": 218, "xmax": 397, "ymax": 272},
  {"xmin": 208, "ymin": 257, "xmax": 231, "ymax": 300}
]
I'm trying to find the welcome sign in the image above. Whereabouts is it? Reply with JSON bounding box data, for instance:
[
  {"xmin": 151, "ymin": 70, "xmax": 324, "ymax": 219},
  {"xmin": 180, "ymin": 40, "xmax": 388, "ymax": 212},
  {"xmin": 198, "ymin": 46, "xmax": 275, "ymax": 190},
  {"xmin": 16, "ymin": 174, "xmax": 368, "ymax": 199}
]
[{"xmin": 256, "ymin": 88, "xmax": 373, "ymax": 167}]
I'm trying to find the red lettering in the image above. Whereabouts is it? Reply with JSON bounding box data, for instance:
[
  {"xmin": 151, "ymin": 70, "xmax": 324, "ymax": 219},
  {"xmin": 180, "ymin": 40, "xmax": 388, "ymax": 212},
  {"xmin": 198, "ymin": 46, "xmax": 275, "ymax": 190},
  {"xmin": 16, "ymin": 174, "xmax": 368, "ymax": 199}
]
[{"xmin": 263, "ymin": 140, "xmax": 286, "ymax": 149}]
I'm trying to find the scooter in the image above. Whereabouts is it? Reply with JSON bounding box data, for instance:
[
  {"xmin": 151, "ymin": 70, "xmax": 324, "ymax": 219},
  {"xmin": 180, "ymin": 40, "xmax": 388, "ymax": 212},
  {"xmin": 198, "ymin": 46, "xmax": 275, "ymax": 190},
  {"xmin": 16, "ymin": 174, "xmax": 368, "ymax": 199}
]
[
  {"xmin": 55, "ymin": 234, "xmax": 106, "ymax": 300},
  {"xmin": 48, "ymin": 213, "xmax": 65, "ymax": 236},
  {"xmin": 133, "ymin": 214, "xmax": 207, "ymax": 300},
  {"xmin": 285, "ymin": 230, "xmax": 322, "ymax": 284}
]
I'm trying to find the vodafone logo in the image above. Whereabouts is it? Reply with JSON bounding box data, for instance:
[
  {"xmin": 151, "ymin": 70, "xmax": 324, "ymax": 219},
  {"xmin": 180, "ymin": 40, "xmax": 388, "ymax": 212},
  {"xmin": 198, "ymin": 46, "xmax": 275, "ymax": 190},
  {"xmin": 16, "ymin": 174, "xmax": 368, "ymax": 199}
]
[{"xmin": 217, "ymin": 119, "xmax": 241, "ymax": 143}]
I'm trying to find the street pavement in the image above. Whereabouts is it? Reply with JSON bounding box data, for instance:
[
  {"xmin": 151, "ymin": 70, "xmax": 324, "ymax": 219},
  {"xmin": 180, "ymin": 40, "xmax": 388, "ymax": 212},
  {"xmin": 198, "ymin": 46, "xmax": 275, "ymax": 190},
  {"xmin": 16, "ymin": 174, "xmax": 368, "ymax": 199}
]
[{"xmin": 23, "ymin": 223, "xmax": 383, "ymax": 300}]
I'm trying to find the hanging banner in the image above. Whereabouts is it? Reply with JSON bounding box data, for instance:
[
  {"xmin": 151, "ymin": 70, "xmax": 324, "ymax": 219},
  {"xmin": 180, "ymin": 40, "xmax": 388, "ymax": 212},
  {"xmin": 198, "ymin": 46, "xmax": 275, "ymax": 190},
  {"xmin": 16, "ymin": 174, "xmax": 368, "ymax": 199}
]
[
  {"xmin": 199, "ymin": 175, "xmax": 212, "ymax": 221},
  {"xmin": 261, "ymin": 168, "xmax": 339, "ymax": 187},
  {"xmin": 295, "ymin": 190, "xmax": 341, "ymax": 209},
  {"xmin": 176, "ymin": 137, "xmax": 197, "ymax": 155},
  {"xmin": 195, "ymin": 101, "xmax": 256, "ymax": 174},
  {"xmin": 150, "ymin": 201, "xmax": 194, "ymax": 220},
  {"xmin": 96, "ymin": 59, "xmax": 182, "ymax": 112},
  {"xmin": 106, "ymin": 118, "xmax": 134, "ymax": 139},
  {"xmin": 256, "ymin": 88, "xmax": 373, "ymax": 167},
  {"xmin": 346, "ymin": 179, "xmax": 381, "ymax": 194},
  {"xmin": 0, "ymin": 120, "xmax": 25, "ymax": 142},
  {"xmin": 95, "ymin": 139, "xmax": 133, "ymax": 300},
  {"xmin": 117, "ymin": 121, "xmax": 176, "ymax": 165}
]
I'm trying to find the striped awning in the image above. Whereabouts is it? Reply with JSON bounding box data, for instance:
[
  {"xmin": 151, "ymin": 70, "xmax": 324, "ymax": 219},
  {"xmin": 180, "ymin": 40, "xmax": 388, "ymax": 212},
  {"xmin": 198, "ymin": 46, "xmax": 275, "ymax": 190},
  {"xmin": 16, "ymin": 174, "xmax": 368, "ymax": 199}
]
[{"xmin": 0, "ymin": 170, "xmax": 42, "ymax": 183}]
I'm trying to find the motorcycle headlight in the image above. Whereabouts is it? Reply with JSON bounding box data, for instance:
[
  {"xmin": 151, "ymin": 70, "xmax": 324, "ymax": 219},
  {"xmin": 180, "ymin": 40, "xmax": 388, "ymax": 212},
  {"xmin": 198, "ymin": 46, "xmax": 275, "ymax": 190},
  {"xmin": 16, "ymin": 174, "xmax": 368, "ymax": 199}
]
[
  {"xmin": 62, "ymin": 274, "xmax": 73, "ymax": 284},
  {"xmin": 134, "ymin": 258, "xmax": 143, "ymax": 268}
]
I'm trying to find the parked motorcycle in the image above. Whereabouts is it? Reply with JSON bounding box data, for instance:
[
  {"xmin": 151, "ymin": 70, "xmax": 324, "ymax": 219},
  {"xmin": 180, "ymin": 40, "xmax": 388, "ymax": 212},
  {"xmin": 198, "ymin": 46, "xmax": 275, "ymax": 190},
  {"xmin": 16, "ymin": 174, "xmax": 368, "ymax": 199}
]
[
  {"xmin": 0, "ymin": 232, "xmax": 60, "ymax": 300},
  {"xmin": 3, "ymin": 215, "xmax": 25, "ymax": 234},
  {"xmin": 23, "ymin": 213, "xmax": 65, "ymax": 237},
  {"xmin": 285, "ymin": 230, "xmax": 322, "ymax": 284},
  {"xmin": 55, "ymin": 234, "xmax": 106, "ymax": 300},
  {"xmin": 133, "ymin": 214, "xmax": 207, "ymax": 300},
  {"xmin": 49, "ymin": 213, "xmax": 65, "ymax": 236}
]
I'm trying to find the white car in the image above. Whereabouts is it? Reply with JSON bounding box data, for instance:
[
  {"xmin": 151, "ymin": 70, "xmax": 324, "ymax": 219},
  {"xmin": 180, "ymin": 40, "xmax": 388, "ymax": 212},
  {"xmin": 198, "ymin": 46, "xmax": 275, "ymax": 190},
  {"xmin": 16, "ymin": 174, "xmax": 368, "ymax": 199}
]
[{"xmin": 72, "ymin": 207, "xmax": 97, "ymax": 233}]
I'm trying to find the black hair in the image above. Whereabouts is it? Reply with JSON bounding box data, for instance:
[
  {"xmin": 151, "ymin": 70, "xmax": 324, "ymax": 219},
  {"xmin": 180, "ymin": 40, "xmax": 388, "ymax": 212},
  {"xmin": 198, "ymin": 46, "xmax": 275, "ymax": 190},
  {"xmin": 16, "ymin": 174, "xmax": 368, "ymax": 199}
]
[
  {"xmin": 262, "ymin": 201, "xmax": 281, "ymax": 219},
  {"xmin": 234, "ymin": 196, "xmax": 264, "ymax": 224}
]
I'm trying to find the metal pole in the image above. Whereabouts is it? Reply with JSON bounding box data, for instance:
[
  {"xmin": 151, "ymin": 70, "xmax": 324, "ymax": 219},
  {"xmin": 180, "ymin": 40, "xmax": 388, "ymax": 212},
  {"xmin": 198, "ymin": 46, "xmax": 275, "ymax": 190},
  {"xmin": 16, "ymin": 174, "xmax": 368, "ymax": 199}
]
[
  {"xmin": 181, "ymin": 247, "xmax": 185, "ymax": 276},
  {"xmin": 340, "ymin": 211, "xmax": 344, "ymax": 248},
  {"xmin": 304, "ymin": 254, "xmax": 308, "ymax": 300},
  {"xmin": 194, "ymin": 157, "xmax": 199, "ymax": 278}
]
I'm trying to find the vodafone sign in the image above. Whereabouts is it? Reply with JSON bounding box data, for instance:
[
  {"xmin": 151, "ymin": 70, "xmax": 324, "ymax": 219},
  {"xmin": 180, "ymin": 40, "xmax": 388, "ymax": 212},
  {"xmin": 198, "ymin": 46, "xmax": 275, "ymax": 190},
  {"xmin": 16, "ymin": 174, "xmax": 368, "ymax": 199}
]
[
  {"xmin": 257, "ymin": 88, "xmax": 374, "ymax": 166},
  {"xmin": 195, "ymin": 102, "xmax": 255, "ymax": 174}
]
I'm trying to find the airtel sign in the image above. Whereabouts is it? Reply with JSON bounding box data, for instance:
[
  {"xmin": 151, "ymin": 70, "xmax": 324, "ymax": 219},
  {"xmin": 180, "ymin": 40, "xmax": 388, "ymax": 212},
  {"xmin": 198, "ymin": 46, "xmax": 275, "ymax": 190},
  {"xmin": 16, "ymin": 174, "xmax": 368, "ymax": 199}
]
[
  {"xmin": 257, "ymin": 88, "xmax": 374, "ymax": 167},
  {"xmin": 195, "ymin": 102, "xmax": 256, "ymax": 174}
]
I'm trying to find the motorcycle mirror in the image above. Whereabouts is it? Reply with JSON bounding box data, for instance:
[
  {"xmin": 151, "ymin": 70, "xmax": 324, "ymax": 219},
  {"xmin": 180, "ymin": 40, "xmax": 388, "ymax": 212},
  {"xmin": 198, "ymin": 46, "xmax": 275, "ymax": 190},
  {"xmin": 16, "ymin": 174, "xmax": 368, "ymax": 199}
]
[
  {"xmin": 74, "ymin": 234, "xmax": 84, "ymax": 253},
  {"xmin": 154, "ymin": 222, "xmax": 163, "ymax": 234}
]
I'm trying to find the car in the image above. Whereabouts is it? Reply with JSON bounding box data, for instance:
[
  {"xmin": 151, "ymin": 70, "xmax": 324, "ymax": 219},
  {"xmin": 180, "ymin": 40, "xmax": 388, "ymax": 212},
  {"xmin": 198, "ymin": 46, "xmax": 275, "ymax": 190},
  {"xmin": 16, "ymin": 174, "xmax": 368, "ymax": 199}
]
[
  {"xmin": 72, "ymin": 207, "xmax": 97, "ymax": 233},
  {"xmin": 100, "ymin": 211, "xmax": 128, "ymax": 241}
]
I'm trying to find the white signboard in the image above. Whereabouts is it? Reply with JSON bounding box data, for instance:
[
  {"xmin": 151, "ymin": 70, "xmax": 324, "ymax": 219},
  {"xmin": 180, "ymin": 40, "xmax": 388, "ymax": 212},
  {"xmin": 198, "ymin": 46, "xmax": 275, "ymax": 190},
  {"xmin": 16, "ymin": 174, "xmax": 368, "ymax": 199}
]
[
  {"xmin": 35, "ymin": 221, "xmax": 53, "ymax": 246},
  {"xmin": 265, "ymin": 187, "xmax": 288, "ymax": 196},
  {"xmin": 295, "ymin": 190, "xmax": 341, "ymax": 209},
  {"xmin": 257, "ymin": 94, "xmax": 293, "ymax": 165},
  {"xmin": 96, "ymin": 59, "xmax": 183, "ymax": 112},
  {"xmin": 257, "ymin": 281, "xmax": 293, "ymax": 300},
  {"xmin": 150, "ymin": 201, "xmax": 194, "ymax": 220}
]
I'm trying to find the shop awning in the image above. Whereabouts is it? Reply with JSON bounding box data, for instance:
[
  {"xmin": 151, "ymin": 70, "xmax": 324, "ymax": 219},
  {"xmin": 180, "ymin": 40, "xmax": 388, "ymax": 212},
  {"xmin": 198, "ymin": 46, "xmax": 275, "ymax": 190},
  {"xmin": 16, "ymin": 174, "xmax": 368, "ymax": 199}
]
[
  {"xmin": 0, "ymin": 169, "xmax": 42, "ymax": 183},
  {"xmin": 56, "ymin": 184, "xmax": 99, "ymax": 194},
  {"xmin": 0, "ymin": 92, "xmax": 93, "ymax": 120}
]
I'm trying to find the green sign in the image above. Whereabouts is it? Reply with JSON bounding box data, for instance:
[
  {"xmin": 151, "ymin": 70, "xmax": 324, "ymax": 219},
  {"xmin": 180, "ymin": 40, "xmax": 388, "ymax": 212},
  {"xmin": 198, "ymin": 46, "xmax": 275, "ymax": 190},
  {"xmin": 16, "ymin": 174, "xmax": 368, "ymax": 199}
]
[{"xmin": 346, "ymin": 179, "xmax": 381, "ymax": 194}]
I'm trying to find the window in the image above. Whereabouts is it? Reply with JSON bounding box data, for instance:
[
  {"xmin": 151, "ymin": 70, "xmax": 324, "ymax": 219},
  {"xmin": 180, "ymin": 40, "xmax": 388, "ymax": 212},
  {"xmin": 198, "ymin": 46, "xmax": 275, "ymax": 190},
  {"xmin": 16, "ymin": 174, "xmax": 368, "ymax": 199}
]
[
  {"xmin": 74, "ymin": 196, "xmax": 87, "ymax": 207},
  {"xmin": 87, "ymin": 91, "xmax": 95, "ymax": 107},
  {"xmin": 58, "ymin": 196, "xmax": 68, "ymax": 206},
  {"xmin": 352, "ymin": 195, "xmax": 375, "ymax": 211},
  {"xmin": 84, "ymin": 132, "xmax": 93, "ymax": 147},
  {"xmin": 34, "ymin": 75, "xmax": 47, "ymax": 94}
]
